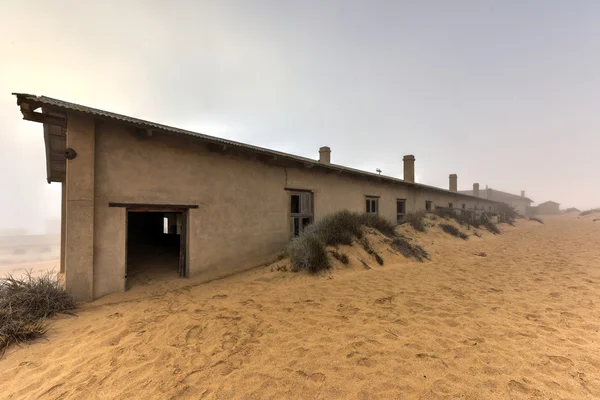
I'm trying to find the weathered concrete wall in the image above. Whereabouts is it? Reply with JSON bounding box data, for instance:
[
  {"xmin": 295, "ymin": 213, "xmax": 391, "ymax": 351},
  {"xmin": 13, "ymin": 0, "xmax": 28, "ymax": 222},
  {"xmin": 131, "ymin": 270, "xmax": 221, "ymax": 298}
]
[
  {"xmin": 60, "ymin": 114, "xmax": 496, "ymax": 299},
  {"xmin": 64, "ymin": 114, "xmax": 95, "ymax": 301},
  {"xmin": 91, "ymin": 120, "xmax": 290, "ymax": 298}
]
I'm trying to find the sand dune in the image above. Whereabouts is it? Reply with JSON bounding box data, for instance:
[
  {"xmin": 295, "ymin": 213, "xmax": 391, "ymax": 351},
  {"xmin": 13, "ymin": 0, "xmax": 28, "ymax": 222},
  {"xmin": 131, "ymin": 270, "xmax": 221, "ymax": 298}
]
[{"xmin": 1, "ymin": 215, "xmax": 599, "ymax": 399}]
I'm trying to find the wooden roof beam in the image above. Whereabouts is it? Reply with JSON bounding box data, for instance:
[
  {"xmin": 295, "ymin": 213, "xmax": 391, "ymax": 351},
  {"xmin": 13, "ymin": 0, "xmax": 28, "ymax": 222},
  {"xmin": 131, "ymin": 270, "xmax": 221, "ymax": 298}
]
[{"xmin": 20, "ymin": 109, "xmax": 67, "ymax": 128}]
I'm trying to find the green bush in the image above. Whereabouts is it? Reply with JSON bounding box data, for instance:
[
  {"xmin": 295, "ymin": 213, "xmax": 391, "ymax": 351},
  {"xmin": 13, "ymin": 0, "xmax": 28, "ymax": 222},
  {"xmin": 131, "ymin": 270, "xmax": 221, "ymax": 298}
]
[
  {"xmin": 439, "ymin": 223, "xmax": 469, "ymax": 240},
  {"xmin": 1, "ymin": 271, "xmax": 76, "ymax": 355}
]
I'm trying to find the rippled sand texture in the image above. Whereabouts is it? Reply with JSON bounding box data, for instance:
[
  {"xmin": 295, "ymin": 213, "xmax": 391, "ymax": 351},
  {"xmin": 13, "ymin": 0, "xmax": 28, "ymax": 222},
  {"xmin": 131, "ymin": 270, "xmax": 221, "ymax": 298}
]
[{"xmin": 1, "ymin": 214, "xmax": 599, "ymax": 399}]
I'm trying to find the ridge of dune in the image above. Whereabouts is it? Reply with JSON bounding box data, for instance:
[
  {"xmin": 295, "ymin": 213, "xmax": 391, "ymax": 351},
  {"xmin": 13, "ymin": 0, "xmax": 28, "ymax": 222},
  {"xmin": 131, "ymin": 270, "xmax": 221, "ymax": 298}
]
[{"xmin": 1, "ymin": 214, "xmax": 599, "ymax": 399}]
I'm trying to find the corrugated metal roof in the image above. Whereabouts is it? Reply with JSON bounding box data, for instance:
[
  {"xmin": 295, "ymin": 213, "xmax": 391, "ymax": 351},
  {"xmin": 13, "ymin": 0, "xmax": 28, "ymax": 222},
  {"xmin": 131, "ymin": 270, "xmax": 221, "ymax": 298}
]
[
  {"xmin": 459, "ymin": 189, "xmax": 533, "ymax": 203},
  {"xmin": 13, "ymin": 92, "xmax": 496, "ymax": 203}
]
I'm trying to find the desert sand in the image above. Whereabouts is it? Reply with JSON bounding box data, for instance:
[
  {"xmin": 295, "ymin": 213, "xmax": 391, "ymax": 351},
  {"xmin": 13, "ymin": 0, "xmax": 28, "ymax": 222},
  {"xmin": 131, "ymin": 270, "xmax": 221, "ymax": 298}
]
[
  {"xmin": 1, "ymin": 214, "xmax": 599, "ymax": 399},
  {"xmin": 0, "ymin": 260, "xmax": 60, "ymax": 280}
]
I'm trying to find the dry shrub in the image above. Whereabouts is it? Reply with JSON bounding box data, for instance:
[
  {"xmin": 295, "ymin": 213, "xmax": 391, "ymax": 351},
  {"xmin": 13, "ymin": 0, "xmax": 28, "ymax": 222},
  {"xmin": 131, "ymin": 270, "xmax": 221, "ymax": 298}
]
[
  {"xmin": 439, "ymin": 223, "xmax": 469, "ymax": 240},
  {"xmin": 482, "ymin": 219, "xmax": 501, "ymax": 235},
  {"xmin": 496, "ymin": 202, "xmax": 520, "ymax": 224},
  {"xmin": 403, "ymin": 212, "xmax": 426, "ymax": 232},
  {"xmin": 288, "ymin": 228, "xmax": 331, "ymax": 273},
  {"xmin": 330, "ymin": 249, "xmax": 349, "ymax": 264},
  {"xmin": 1, "ymin": 271, "xmax": 76, "ymax": 355},
  {"xmin": 581, "ymin": 208, "xmax": 600, "ymax": 216},
  {"xmin": 434, "ymin": 208, "xmax": 472, "ymax": 227},
  {"xmin": 391, "ymin": 236, "xmax": 429, "ymax": 262},
  {"xmin": 360, "ymin": 237, "xmax": 384, "ymax": 265},
  {"xmin": 316, "ymin": 210, "xmax": 365, "ymax": 246},
  {"xmin": 529, "ymin": 217, "xmax": 544, "ymax": 224},
  {"xmin": 288, "ymin": 210, "xmax": 432, "ymax": 273},
  {"xmin": 360, "ymin": 214, "xmax": 397, "ymax": 238}
]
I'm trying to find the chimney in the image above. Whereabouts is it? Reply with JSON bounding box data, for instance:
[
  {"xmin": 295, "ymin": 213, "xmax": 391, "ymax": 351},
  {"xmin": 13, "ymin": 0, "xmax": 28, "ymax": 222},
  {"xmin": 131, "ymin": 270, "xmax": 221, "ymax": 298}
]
[
  {"xmin": 521, "ymin": 190, "xmax": 525, "ymax": 197},
  {"xmin": 319, "ymin": 146, "xmax": 331, "ymax": 164},
  {"xmin": 403, "ymin": 154, "xmax": 415, "ymax": 182},
  {"xmin": 449, "ymin": 174, "xmax": 458, "ymax": 192},
  {"xmin": 473, "ymin": 183, "xmax": 480, "ymax": 197}
]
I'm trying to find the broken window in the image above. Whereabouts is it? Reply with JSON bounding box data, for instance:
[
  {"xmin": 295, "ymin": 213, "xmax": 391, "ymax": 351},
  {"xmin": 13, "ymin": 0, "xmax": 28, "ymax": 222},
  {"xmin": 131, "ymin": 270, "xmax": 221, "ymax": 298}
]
[
  {"xmin": 366, "ymin": 196, "xmax": 378, "ymax": 215},
  {"xmin": 288, "ymin": 190, "xmax": 314, "ymax": 237},
  {"xmin": 291, "ymin": 195, "xmax": 300, "ymax": 214},
  {"xmin": 449, "ymin": 203, "xmax": 453, "ymax": 208},
  {"xmin": 425, "ymin": 201, "xmax": 432, "ymax": 211},
  {"xmin": 397, "ymin": 199, "xmax": 406, "ymax": 222},
  {"xmin": 462, "ymin": 204, "xmax": 466, "ymax": 209}
]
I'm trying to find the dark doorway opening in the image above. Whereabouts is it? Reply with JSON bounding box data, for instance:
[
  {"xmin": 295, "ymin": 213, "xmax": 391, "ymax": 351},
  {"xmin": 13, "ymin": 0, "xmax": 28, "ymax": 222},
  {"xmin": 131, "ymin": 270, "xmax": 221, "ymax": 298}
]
[{"xmin": 126, "ymin": 210, "xmax": 187, "ymax": 289}]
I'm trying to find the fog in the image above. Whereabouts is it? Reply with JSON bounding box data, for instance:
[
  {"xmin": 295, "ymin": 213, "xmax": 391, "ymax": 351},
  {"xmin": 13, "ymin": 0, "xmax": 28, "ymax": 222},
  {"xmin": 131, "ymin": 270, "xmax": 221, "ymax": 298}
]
[{"xmin": 1, "ymin": 0, "xmax": 598, "ymax": 234}]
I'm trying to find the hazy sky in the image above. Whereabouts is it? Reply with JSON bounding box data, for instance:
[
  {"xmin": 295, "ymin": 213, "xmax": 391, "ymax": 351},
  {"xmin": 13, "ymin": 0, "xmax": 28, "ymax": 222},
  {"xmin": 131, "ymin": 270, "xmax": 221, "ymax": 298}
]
[{"xmin": 1, "ymin": 0, "xmax": 598, "ymax": 233}]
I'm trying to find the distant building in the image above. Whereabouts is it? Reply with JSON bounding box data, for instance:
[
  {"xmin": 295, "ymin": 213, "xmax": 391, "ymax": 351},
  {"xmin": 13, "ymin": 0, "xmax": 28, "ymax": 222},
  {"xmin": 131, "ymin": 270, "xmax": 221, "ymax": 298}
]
[
  {"xmin": 536, "ymin": 201, "xmax": 560, "ymax": 215},
  {"xmin": 459, "ymin": 184, "xmax": 533, "ymax": 216}
]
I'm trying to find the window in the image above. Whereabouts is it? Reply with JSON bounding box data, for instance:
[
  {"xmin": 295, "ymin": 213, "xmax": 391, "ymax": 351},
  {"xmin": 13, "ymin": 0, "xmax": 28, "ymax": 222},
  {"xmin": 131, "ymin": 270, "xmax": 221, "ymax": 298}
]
[
  {"xmin": 425, "ymin": 201, "xmax": 432, "ymax": 211},
  {"xmin": 291, "ymin": 195, "xmax": 300, "ymax": 214},
  {"xmin": 366, "ymin": 196, "xmax": 379, "ymax": 215},
  {"xmin": 462, "ymin": 204, "xmax": 466, "ymax": 209},
  {"xmin": 288, "ymin": 190, "xmax": 314, "ymax": 237},
  {"xmin": 448, "ymin": 203, "xmax": 453, "ymax": 208},
  {"xmin": 396, "ymin": 199, "xmax": 406, "ymax": 222}
]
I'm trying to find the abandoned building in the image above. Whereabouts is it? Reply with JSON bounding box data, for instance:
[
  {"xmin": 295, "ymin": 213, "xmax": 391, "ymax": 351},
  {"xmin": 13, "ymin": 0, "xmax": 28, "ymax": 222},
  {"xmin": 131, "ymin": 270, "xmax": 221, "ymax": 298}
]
[
  {"xmin": 13, "ymin": 93, "xmax": 497, "ymax": 301},
  {"xmin": 534, "ymin": 201, "xmax": 561, "ymax": 215},
  {"xmin": 460, "ymin": 185, "xmax": 533, "ymax": 216}
]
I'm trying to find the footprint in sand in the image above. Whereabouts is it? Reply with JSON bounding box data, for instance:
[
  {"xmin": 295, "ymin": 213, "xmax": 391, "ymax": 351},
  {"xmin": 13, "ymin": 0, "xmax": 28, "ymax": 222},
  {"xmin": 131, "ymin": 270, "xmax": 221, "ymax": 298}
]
[
  {"xmin": 525, "ymin": 313, "xmax": 541, "ymax": 321},
  {"xmin": 430, "ymin": 379, "xmax": 455, "ymax": 396},
  {"xmin": 462, "ymin": 337, "xmax": 485, "ymax": 346},
  {"xmin": 560, "ymin": 312, "xmax": 583, "ymax": 320},
  {"xmin": 374, "ymin": 296, "xmax": 394, "ymax": 305},
  {"xmin": 547, "ymin": 355, "xmax": 574, "ymax": 367},
  {"xmin": 221, "ymin": 333, "xmax": 238, "ymax": 351},
  {"xmin": 508, "ymin": 379, "xmax": 542, "ymax": 396},
  {"xmin": 296, "ymin": 370, "xmax": 326, "ymax": 382},
  {"xmin": 185, "ymin": 325, "xmax": 203, "ymax": 346}
]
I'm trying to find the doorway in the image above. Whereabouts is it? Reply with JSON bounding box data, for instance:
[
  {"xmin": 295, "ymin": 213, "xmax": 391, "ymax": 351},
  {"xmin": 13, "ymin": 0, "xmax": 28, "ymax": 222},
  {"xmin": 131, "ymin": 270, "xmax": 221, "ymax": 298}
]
[{"xmin": 125, "ymin": 209, "xmax": 187, "ymax": 289}]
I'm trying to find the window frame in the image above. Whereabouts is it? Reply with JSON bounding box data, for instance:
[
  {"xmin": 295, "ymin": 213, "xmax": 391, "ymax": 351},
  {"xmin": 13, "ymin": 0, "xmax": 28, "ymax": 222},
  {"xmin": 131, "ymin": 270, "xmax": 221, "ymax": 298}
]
[
  {"xmin": 425, "ymin": 200, "xmax": 432, "ymax": 211},
  {"xmin": 396, "ymin": 198, "xmax": 406, "ymax": 222},
  {"xmin": 366, "ymin": 196, "xmax": 379, "ymax": 215},
  {"xmin": 287, "ymin": 189, "xmax": 314, "ymax": 238}
]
